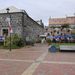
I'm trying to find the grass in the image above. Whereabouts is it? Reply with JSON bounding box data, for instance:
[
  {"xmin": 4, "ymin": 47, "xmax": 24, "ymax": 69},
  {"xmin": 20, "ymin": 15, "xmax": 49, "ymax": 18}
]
[
  {"xmin": 50, "ymin": 43, "xmax": 60, "ymax": 49},
  {"xmin": 60, "ymin": 43, "xmax": 75, "ymax": 46}
]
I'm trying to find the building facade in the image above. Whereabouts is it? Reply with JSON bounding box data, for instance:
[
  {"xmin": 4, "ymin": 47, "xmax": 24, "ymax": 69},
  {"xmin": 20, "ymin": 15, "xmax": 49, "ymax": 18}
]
[
  {"xmin": 0, "ymin": 6, "xmax": 44, "ymax": 41},
  {"xmin": 47, "ymin": 16, "xmax": 75, "ymax": 35},
  {"xmin": 49, "ymin": 16, "xmax": 75, "ymax": 28}
]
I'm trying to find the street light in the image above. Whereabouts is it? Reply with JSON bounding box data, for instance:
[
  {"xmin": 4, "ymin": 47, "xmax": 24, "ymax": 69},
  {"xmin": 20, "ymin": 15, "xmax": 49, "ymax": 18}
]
[{"xmin": 6, "ymin": 8, "xmax": 11, "ymax": 51}]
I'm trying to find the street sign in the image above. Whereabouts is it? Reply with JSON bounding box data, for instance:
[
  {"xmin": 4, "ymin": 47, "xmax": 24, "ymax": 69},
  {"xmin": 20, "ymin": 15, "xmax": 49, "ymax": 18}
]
[{"xmin": 6, "ymin": 17, "xmax": 13, "ymax": 33}]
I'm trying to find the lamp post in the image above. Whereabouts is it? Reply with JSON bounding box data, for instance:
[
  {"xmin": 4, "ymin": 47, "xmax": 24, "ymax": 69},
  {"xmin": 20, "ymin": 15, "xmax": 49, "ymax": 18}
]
[{"xmin": 6, "ymin": 8, "xmax": 11, "ymax": 51}]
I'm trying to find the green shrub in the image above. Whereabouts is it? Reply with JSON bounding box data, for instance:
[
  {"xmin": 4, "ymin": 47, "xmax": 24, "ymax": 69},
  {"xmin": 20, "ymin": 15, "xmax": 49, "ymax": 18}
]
[
  {"xmin": 16, "ymin": 38, "xmax": 24, "ymax": 47},
  {"xmin": 4, "ymin": 34, "xmax": 24, "ymax": 48},
  {"xmin": 0, "ymin": 42, "xmax": 4, "ymax": 46},
  {"xmin": 46, "ymin": 38, "xmax": 51, "ymax": 45},
  {"xmin": 26, "ymin": 36, "xmax": 35, "ymax": 46},
  {"xmin": 26, "ymin": 41, "xmax": 34, "ymax": 46},
  {"xmin": 36, "ymin": 38, "xmax": 41, "ymax": 43}
]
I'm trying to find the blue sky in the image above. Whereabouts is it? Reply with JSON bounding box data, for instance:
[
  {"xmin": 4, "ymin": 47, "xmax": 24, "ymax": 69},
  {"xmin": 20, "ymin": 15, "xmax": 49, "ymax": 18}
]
[{"xmin": 0, "ymin": 0, "xmax": 75, "ymax": 26}]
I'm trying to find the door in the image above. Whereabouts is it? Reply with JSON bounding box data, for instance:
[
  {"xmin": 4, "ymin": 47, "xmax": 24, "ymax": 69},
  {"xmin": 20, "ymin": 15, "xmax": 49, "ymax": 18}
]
[{"xmin": 2, "ymin": 29, "xmax": 8, "ymax": 36}]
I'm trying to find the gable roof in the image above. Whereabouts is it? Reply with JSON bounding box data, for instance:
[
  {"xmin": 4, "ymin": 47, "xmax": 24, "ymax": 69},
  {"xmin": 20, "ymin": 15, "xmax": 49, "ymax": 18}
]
[{"xmin": 0, "ymin": 6, "xmax": 27, "ymax": 14}]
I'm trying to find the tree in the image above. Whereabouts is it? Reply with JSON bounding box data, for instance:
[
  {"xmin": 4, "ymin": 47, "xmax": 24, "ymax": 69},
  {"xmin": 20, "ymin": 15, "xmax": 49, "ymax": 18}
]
[{"xmin": 61, "ymin": 23, "xmax": 69, "ymax": 29}]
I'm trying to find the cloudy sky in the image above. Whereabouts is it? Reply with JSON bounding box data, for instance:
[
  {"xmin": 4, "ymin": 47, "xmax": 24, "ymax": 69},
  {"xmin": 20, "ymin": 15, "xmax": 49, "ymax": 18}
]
[{"xmin": 0, "ymin": 0, "xmax": 75, "ymax": 26}]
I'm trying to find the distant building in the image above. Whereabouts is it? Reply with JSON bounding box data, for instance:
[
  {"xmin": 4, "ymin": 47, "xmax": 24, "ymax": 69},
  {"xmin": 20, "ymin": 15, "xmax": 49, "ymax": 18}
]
[
  {"xmin": 0, "ymin": 6, "xmax": 44, "ymax": 42},
  {"xmin": 47, "ymin": 16, "xmax": 75, "ymax": 35},
  {"xmin": 49, "ymin": 16, "xmax": 75, "ymax": 28},
  {"xmin": 36, "ymin": 19, "xmax": 44, "ymax": 28}
]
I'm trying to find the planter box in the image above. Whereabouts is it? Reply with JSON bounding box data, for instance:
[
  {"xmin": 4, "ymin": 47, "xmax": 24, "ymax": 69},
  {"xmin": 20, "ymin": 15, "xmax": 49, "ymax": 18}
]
[{"xmin": 60, "ymin": 45, "xmax": 75, "ymax": 51}]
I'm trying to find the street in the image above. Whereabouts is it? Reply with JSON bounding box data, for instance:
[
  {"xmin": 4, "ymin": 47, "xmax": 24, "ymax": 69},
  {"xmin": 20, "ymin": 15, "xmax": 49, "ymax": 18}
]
[{"xmin": 0, "ymin": 44, "xmax": 75, "ymax": 75}]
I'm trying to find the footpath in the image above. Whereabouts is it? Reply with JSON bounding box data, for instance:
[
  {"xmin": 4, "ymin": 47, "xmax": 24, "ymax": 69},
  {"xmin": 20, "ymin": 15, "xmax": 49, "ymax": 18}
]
[{"xmin": 0, "ymin": 44, "xmax": 75, "ymax": 75}]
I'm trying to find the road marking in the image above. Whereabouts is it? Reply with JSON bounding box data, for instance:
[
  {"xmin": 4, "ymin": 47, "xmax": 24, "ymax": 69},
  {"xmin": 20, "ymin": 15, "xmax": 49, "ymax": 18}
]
[
  {"xmin": 0, "ymin": 59, "xmax": 34, "ymax": 62},
  {"xmin": 43, "ymin": 61, "xmax": 75, "ymax": 65},
  {"xmin": 14, "ymin": 51, "xmax": 43, "ymax": 53},
  {"xmin": 21, "ymin": 51, "xmax": 48, "ymax": 75},
  {"xmin": 0, "ymin": 58, "xmax": 75, "ymax": 65}
]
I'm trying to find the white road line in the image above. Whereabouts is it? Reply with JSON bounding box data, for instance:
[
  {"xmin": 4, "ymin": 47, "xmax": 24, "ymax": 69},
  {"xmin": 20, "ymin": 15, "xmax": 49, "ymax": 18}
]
[
  {"xmin": 43, "ymin": 61, "xmax": 75, "ymax": 65},
  {"xmin": 15, "ymin": 51, "xmax": 43, "ymax": 52},
  {"xmin": 0, "ymin": 59, "xmax": 34, "ymax": 62},
  {"xmin": 21, "ymin": 51, "xmax": 48, "ymax": 75},
  {"xmin": 0, "ymin": 59, "xmax": 75, "ymax": 65}
]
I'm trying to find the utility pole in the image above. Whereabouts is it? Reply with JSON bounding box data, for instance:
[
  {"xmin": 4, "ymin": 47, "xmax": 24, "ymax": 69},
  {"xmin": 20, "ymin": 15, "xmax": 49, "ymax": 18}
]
[{"xmin": 6, "ymin": 8, "xmax": 12, "ymax": 51}]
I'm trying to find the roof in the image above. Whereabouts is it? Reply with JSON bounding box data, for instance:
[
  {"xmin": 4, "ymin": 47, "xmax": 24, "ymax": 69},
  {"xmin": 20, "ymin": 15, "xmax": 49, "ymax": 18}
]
[
  {"xmin": 0, "ymin": 6, "xmax": 44, "ymax": 28},
  {"xmin": 0, "ymin": 6, "xmax": 27, "ymax": 14}
]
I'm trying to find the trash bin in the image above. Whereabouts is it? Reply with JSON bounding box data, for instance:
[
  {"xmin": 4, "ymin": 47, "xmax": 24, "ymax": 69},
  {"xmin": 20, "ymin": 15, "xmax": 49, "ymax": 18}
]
[{"xmin": 48, "ymin": 45, "xmax": 57, "ymax": 52}]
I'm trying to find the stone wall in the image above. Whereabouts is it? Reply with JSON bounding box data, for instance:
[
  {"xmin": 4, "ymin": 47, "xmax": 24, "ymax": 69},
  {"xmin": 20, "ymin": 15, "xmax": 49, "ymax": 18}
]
[
  {"xmin": 23, "ymin": 13, "xmax": 44, "ymax": 41},
  {"xmin": 0, "ymin": 13, "xmax": 23, "ymax": 36},
  {"xmin": 0, "ymin": 12, "xmax": 44, "ymax": 42}
]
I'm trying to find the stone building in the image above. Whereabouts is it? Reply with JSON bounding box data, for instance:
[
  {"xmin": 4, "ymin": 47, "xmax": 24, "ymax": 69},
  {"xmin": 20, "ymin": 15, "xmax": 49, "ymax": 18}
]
[
  {"xmin": 36, "ymin": 19, "xmax": 44, "ymax": 28},
  {"xmin": 0, "ymin": 6, "xmax": 44, "ymax": 42}
]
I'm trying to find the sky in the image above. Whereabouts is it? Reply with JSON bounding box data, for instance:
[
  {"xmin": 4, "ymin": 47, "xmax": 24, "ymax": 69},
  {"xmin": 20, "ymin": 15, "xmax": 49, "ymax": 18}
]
[{"xmin": 0, "ymin": 0, "xmax": 75, "ymax": 26}]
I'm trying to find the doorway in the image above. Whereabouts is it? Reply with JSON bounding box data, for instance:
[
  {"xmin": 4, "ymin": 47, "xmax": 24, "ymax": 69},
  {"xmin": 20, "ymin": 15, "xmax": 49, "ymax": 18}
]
[{"xmin": 2, "ymin": 29, "xmax": 8, "ymax": 36}]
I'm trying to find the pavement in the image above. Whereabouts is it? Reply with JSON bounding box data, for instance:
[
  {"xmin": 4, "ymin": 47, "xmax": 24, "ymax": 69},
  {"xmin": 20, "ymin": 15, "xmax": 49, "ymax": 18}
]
[{"xmin": 0, "ymin": 44, "xmax": 75, "ymax": 75}]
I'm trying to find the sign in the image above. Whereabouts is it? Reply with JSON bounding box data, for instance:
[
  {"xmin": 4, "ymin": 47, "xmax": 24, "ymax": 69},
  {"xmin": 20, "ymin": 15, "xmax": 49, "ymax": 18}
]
[
  {"xmin": 8, "ymin": 24, "xmax": 13, "ymax": 33},
  {"xmin": 6, "ymin": 17, "xmax": 13, "ymax": 33},
  {"xmin": 0, "ymin": 36, "xmax": 4, "ymax": 42}
]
